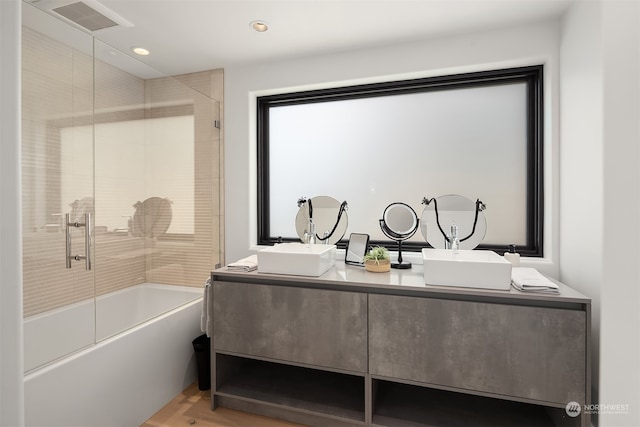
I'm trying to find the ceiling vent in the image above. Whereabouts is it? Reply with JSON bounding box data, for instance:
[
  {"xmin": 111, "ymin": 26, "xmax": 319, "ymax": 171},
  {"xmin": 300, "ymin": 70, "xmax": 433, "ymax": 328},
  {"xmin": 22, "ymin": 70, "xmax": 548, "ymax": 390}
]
[{"xmin": 36, "ymin": 0, "xmax": 133, "ymax": 32}]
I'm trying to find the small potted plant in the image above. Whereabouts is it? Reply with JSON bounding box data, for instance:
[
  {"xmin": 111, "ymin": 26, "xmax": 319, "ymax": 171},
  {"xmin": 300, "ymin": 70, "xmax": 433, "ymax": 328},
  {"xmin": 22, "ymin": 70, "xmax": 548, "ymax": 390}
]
[{"xmin": 363, "ymin": 246, "xmax": 391, "ymax": 273}]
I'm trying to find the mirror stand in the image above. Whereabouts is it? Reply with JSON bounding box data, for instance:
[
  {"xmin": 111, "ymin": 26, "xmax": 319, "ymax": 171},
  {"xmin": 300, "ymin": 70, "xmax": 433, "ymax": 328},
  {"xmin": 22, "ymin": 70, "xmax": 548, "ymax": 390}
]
[{"xmin": 392, "ymin": 240, "xmax": 411, "ymax": 269}]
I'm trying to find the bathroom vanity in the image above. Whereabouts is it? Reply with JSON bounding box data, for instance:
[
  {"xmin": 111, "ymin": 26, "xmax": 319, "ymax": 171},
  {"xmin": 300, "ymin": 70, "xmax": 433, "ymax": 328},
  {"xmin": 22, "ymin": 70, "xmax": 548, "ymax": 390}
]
[{"xmin": 209, "ymin": 262, "xmax": 591, "ymax": 427}]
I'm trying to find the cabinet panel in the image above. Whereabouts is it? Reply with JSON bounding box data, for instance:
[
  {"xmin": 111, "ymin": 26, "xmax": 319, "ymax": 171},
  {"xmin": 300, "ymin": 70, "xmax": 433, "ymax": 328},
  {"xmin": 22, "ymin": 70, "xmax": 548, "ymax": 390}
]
[
  {"xmin": 213, "ymin": 281, "xmax": 367, "ymax": 372},
  {"xmin": 369, "ymin": 294, "xmax": 586, "ymax": 404}
]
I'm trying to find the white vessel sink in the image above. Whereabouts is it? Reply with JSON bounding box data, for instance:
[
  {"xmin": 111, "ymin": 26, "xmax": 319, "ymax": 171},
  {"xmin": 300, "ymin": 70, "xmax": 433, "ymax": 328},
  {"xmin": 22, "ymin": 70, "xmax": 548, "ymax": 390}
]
[
  {"xmin": 258, "ymin": 243, "xmax": 336, "ymax": 277},
  {"xmin": 422, "ymin": 248, "xmax": 512, "ymax": 290}
]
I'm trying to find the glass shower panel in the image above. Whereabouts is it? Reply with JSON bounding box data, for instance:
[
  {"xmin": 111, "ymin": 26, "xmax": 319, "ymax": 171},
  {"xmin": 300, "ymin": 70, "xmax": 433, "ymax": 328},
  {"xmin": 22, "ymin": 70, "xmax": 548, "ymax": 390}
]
[
  {"xmin": 142, "ymin": 75, "xmax": 222, "ymax": 287},
  {"xmin": 22, "ymin": 3, "xmax": 96, "ymax": 372},
  {"xmin": 93, "ymin": 40, "xmax": 222, "ymax": 341}
]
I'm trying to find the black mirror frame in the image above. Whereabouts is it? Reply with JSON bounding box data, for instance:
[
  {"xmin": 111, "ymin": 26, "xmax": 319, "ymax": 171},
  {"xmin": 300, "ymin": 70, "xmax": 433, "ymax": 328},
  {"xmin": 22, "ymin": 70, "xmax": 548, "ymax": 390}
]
[{"xmin": 257, "ymin": 65, "xmax": 544, "ymax": 257}]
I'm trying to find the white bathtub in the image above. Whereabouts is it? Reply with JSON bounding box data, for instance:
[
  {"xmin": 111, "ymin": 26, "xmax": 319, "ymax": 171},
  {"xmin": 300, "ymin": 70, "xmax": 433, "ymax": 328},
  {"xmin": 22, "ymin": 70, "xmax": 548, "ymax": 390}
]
[{"xmin": 24, "ymin": 283, "xmax": 204, "ymax": 427}]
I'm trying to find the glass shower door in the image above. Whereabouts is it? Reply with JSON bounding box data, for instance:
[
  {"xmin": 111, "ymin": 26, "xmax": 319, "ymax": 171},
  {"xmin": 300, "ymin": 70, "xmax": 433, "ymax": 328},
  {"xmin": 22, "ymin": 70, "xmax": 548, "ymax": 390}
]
[
  {"xmin": 22, "ymin": 2, "xmax": 96, "ymax": 372},
  {"xmin": 23, "ymin": 1, "xmax": 224, "ymax": 372}
]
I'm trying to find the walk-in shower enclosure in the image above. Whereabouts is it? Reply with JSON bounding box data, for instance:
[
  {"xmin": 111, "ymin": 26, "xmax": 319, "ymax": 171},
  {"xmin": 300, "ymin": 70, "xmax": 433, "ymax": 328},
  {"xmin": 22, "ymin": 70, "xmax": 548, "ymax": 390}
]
[{"xmin": 22, "ymin": 2, "xmax": 223, "ymax": 372}]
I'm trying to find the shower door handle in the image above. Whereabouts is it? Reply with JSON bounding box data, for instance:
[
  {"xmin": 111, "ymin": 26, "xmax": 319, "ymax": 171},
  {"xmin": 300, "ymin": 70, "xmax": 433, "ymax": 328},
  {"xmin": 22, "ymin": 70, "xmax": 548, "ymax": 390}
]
[
  {"xmin": 65, "ymin": 213, "xmax": 72, "ymax": 269},
  {"xmin": 65, "ymin": 212, "xmax": 92, "ymax": 270},
  {"xmin": 84, "ymin": 213, "xmax": 91, "ymax": 270}
]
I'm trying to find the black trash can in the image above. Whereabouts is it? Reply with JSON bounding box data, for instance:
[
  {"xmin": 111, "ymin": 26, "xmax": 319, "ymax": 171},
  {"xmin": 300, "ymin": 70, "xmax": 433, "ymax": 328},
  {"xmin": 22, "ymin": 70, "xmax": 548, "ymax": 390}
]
[{"xmin": 192, "ymin": 334, "xmax": 211, "ymax": 390}]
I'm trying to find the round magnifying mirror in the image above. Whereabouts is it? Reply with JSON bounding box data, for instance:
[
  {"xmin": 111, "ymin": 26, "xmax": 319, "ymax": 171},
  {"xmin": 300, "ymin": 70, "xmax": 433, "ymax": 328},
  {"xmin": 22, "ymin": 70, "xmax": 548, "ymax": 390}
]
[
  {"xmin": 383, "ymin": 203, "xmax": 418, "ymax": 237},
  {"xmin": 420, "ymin": 194, "xmax": 486, "ymax": 249},
  {"xmin": 295, "ymin": 196, "xmax": 348, "ymax": 245},
  {"xmin": 379, "ymin": 202, "xmax": 418, "ymax": 269}
]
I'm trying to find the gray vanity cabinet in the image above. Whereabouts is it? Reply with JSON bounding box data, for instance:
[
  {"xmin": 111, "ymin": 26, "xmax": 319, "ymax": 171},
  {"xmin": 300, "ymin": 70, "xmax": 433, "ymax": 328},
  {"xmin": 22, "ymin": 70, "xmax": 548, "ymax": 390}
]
[
  {"xmin": 213, "ymin": 281, "xmax": 368, "ymax": 372},
  {"xmin": 211, "ymin": 266, "xmax": 591, "ymax": 427},
  {"xmin": 368, "ymin": 294, "xmax": 587, "ymax": 404}
]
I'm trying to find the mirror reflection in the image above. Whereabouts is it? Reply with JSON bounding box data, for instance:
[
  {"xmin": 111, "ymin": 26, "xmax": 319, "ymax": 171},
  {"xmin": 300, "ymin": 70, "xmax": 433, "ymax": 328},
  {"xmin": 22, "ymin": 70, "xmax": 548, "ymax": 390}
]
[
  {"xmin": 420, "ymin": 194, "xmax": 487, "ymax": 250},
  {"xmin": 295, "ymin": 196, "xmax": 348, "ymax": 245}
]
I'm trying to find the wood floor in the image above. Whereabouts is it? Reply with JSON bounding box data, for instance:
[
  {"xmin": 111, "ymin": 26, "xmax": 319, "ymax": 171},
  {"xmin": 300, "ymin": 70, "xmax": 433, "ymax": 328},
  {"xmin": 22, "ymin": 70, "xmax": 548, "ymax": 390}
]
[{"xmin": 140, "ymin": 383, "xmax": 307, "ymax": 427}]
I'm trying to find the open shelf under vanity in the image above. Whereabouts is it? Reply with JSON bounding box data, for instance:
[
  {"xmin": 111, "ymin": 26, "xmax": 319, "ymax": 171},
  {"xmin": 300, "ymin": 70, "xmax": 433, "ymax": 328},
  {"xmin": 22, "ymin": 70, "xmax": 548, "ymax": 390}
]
[
  {"xmin": 215, "ymin": 352, "xmax": 366, "ymax": 424},
  {"xmin": 371, "ymin": 379, "xmax": 579, "ymax": 427}
]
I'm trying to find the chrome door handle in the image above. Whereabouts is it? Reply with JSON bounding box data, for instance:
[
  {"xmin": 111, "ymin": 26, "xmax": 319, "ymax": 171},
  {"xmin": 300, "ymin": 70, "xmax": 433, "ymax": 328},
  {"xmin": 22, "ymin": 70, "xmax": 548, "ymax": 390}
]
[
  {"xmin": 65, "ymin": 213, "xmax": 72, "ymax": 269},
  {"xmin": 65, "ymin": 212, "xmax": 92, "ymax": 270},
  {"xmin": 84, "ymin": 213, "xmax": 91, "ymax": 271}
]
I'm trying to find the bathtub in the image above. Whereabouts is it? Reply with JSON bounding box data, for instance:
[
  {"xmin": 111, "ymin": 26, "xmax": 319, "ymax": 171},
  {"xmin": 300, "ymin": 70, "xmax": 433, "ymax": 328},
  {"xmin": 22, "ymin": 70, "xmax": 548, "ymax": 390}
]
[{"xmin": 24, "ymin": 283, "xmax": 204, "ymax": 427}]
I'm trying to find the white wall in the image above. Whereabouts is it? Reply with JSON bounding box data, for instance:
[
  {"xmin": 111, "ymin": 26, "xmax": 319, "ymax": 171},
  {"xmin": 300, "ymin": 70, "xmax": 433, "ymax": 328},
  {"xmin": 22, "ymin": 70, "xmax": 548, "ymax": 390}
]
[
  {"xmin": 224, "ymin": 20, "xmax": 561, "ymax": 271},
  {"xmin": 560, "ymin": 1, "xmax": 639, "ymax": 425},
  {"xmin": 600, "ymin": 0, "xmax": 640, "ymax": 424},
  {"xmin": 559, "ymin": 0, "xmax": 604, "ymax": 411},
  {"xmin": 0, "ymin": 0, "xmax": 25, "ymax": 425}
]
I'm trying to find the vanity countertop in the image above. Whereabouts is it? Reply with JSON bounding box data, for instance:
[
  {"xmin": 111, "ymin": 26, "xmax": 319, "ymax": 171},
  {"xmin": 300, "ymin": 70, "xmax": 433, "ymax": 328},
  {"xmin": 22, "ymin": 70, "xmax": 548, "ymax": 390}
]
[{"xmin": 212, "ymin": 261, "xmax": 591, "ymax": 305}]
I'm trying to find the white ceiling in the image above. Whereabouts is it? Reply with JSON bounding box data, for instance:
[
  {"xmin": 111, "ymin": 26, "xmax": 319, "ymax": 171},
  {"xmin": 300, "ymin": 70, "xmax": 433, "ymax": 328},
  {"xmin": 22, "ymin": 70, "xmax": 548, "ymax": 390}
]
[{"xmin": 28, "ymin": 0, "xmax": 574, "ymax": 77}]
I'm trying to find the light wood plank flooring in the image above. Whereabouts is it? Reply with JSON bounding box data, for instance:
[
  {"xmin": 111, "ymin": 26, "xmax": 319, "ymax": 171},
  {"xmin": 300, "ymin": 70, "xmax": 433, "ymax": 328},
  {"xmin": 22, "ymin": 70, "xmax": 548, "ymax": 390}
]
[{"xmin": 141, "ymin": 383, "xmax": 307, "ymax": 427}]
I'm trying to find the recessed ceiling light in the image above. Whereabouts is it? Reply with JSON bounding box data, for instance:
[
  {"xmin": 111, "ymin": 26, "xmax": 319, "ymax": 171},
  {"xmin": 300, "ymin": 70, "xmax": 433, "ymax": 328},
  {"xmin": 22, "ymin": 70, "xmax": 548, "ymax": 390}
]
[
  {"xmin": 250, "ymin": 20, "xmax": 269, "ymax": 32},
  {"xmin": 131, "ymin": 46, "xmax": 150, "ymax": 56}
]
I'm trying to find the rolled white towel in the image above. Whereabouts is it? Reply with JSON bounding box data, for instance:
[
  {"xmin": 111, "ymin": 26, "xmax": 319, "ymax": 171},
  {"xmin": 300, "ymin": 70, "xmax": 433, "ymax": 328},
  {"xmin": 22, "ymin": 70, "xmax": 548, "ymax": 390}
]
[{"xmin": 201, "ymin": 276, "xmax": 211, "ymax": 336}]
